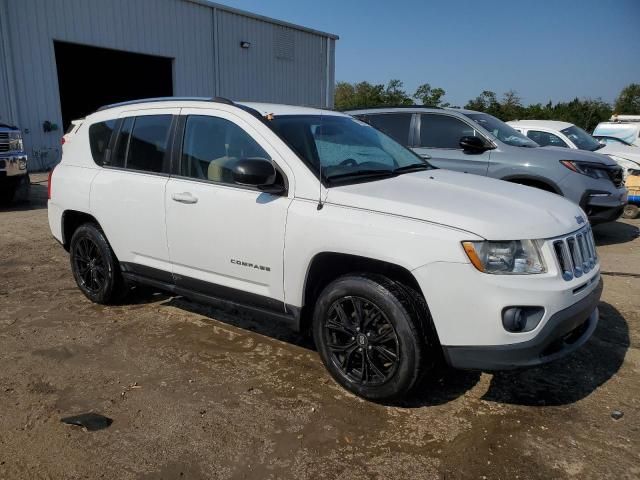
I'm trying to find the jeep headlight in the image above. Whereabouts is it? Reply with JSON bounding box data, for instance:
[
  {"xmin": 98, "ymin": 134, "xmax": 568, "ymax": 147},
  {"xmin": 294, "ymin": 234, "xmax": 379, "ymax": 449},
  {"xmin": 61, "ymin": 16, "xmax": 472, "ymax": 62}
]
[
  {"xmin": 462, "ymin": 240, "xmax": 546, "ymax": 274},
  {"xmin": 8, "ymin": 131, "xmax": 23, "ymax": 152}
]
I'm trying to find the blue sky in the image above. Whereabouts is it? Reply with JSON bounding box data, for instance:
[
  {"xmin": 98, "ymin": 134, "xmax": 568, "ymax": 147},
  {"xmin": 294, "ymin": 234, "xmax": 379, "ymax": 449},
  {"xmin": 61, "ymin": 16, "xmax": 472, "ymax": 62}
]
[{"xmin": 221, "ymin": 0, "xmax": 640, "ymax": 107}]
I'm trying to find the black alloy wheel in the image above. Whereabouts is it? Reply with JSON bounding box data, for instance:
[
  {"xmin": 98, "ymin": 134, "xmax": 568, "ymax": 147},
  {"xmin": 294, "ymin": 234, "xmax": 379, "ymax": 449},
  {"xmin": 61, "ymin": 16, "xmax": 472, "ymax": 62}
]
[
  {"xmin": 324, "ymin": 296, "xmax": 400, "ymax": 386},
  {"xmin": 69, "ymin": 223, "xmax": 126, "ymax": 304},
  {"xmin": 313, "ymin": 274, "xmax": 435, "ymax": 402}
]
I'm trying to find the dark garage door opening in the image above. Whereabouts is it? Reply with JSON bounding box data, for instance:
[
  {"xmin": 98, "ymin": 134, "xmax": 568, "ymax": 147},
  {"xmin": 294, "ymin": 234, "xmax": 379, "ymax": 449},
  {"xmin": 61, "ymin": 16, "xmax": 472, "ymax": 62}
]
[{"xmin": 54, "ymin": 41, "xmax": 173, "ymax": 130}]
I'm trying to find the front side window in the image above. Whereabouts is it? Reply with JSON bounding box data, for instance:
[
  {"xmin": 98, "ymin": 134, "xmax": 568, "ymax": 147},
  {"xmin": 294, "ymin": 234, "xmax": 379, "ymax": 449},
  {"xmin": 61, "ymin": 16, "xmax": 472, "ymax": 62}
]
[
  {"xmin": 419, "ymin": 114, "xmax": 477, "ymax": 149},
  {"xmin": 181, "ymin": 115, "xmax": 270, "ymax": 184},
  {"xmin": 463, "ymin": 112, "xmax": 538, "ymax": 148},
  {"xmin": 126, "ymin": 115, "xmax": 172, "ymax": 173},
  {"xmin": 560, "ymin": 125, "xmax": 602, "ymax": 151},
  {"xmin": 526, "ymin": 130, "xmax": 568, "ymax": 148},
  {"xmin": 362, "ymin": 113, "xmax": 412, "ymax": 145},
  {"xmin": 269, "ymin": 115, "xmax": 429, "ymax": 185},
  {"xmin": 88, "ymin": 120, "xmax": 117, "ymax": 166}
]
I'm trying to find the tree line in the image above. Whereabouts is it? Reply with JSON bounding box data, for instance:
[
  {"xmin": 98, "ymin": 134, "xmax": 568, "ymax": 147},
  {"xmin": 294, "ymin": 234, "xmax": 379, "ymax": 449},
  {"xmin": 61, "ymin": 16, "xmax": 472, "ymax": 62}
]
[{"xmin": 334, "ymin": 81, "xmax": 640, "ymax": 132}]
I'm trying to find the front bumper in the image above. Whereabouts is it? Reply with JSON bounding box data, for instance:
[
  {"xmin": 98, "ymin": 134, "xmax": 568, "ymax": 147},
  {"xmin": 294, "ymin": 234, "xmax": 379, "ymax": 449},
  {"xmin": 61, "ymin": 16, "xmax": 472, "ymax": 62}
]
[
  {"xmin": 442, "ymin": 279, "xmax": 601, "ymax": 370},
  {"xmin": 579, "ymin": 187, "xmax": 627, "ymax": 224},
  {"xmin": 0, "ymin": 153, "xmax": 28, "ymax": 178}
]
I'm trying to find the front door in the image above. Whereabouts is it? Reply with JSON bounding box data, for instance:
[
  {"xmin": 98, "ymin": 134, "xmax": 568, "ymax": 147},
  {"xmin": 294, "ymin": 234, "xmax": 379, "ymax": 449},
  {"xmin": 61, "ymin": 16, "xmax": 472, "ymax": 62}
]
[
  {"xmin": 164, "ymin": 108, "xmax": 292, "ymax": 310},
  {"xmin": 413, "ymin": 113, "xmax": 491, "ymax": 176}
]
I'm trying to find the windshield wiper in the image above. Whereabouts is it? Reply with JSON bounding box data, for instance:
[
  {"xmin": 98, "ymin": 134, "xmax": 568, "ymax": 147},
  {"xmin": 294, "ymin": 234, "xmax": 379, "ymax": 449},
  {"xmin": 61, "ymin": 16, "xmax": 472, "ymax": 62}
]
[
  {"xmin": 325, "ymin": 169, "xmax": 395, "ymax": 184},
  {"xmin": 393, "ymin": 163, "xmax": 431, "ymax": 174}
]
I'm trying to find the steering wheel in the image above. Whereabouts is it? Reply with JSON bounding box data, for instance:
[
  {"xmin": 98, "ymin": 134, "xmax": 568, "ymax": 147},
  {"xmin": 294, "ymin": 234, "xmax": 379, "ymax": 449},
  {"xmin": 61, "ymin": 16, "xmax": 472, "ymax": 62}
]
[{"xmin": 339, "ymin": 158, "xmax": 357, "ymax": 166}]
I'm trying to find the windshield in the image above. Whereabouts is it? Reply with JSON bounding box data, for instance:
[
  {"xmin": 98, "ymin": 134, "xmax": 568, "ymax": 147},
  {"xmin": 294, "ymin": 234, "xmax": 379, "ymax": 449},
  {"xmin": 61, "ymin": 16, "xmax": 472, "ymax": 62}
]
[
  {"xmin": 560, "ymin": 125, "xmax": 602, "ymax": 151},
  {"xmin": 269, "ymin": 115, "xmax": 430, "ymax": 184},
  {"xmin": 463, "ymin": 113, "xmax": 538, "ymax": 147}
]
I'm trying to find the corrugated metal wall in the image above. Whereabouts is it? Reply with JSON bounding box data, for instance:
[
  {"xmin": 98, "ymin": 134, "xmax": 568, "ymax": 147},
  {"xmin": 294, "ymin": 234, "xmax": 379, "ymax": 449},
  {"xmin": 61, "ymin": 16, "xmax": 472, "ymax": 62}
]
[
  {"xmin": 0, "ymin": 0, "xmax": 336, "ymax": 171},
  {"xmin": 215, "ymin": 10, "xmax": 331, "ymax": 107}
]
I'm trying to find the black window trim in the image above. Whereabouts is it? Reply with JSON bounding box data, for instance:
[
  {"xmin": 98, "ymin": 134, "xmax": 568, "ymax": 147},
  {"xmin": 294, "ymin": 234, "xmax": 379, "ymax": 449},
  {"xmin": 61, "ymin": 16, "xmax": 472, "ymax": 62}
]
[
  {"xmin": 415, "ymin": 112, "xmax": 492, "ymax": 150},
  {"xmin": 173, "ymin": 113, "xmax": 289, "ymax": 195}
]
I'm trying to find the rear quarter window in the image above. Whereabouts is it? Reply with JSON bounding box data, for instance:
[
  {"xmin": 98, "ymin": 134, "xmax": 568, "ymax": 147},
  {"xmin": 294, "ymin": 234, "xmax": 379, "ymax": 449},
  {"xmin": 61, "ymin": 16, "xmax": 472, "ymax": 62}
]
[{"xmin": 88, "ymin": 120, "xmax": 117, "ymax": 166}]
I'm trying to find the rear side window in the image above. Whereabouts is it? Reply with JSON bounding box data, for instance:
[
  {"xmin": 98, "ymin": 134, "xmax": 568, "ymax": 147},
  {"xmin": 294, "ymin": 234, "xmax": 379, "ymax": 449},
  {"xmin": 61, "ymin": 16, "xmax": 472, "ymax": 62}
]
[
  {"xmin": 126, "ymin": 115, "xmax": 172, "ymax": 173},
  {"xmin": 363, "ymin": 113, "xmax": 412, "ymax": 145},
  {"xmin": 419, "ymin": 114, "xmax": 477, "ymax": 149},
  {"xmin": 88, "ymin": 120, "xmax": 117, "ymax": 165},
  {"xmin": 526, "ymin": 130, "xmax": 568, "ymax": 148}
]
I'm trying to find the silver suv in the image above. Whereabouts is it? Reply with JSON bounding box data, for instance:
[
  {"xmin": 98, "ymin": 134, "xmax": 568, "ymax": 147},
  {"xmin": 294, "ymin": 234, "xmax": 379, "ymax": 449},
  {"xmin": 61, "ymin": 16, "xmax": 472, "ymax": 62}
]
[{"xmin": 348, "ymin": 107, "xmax": 628, "ymax": 224}]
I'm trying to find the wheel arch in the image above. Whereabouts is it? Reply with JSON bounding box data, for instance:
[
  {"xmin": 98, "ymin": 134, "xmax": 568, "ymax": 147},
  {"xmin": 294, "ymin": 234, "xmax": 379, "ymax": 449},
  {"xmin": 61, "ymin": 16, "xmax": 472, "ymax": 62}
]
[
  {"xmin": 61, "ymin": 210, "xmax": 102, "ymax": 251},
  {"xmin": 299, "ymin": 252, "xmax": 424, "ymax": 332},
  {"xmin": 501, "ymin": 174, "xmax": 562, "ymax": 195}
]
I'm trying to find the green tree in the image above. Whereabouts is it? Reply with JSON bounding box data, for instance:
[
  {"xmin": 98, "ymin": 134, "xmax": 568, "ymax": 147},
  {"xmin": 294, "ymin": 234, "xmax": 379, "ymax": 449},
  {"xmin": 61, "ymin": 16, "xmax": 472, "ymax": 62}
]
[
  {"xmin": 501, "ymin": 90, "xmax": 523, "ymax": 121},
  {"xmin": 334, "ymin": 79, "xmax": 412, "ymax": 110},
  {"xmin": 614, "ymin": 83, "xmax": 640, "ymax": 114},
  {"xmin": 414, "ymin": 83, "xmax": 447, "ymax": 106}
]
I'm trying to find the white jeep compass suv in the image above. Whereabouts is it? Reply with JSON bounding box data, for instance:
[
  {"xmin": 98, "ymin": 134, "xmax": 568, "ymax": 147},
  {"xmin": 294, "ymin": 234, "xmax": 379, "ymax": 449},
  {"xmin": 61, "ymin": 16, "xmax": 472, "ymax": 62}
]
[{"xmin": 48, "ymin": 97, "xmax": 602, "ymax": 402}]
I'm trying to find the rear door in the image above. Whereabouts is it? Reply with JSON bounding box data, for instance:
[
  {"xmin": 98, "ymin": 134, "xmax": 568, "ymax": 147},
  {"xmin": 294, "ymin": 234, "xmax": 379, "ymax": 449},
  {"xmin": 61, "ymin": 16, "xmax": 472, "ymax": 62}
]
[
  {"xmin": 413, "ymin": 113, "xmax": 491, "ymax": 176},
  {"xmin": 90, "ymin": 109, "xmax": 177, "ymax": 280},
  {"xmin": 164, "ymin": 108, "xmax": 293, "ymax": 309}
]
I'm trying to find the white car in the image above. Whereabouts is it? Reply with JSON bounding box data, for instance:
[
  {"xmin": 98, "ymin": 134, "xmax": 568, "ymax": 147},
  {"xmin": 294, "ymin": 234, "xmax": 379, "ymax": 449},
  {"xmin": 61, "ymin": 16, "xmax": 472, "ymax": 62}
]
[
  {"xmin": 594, "ymin": 115, "xmax": 640, "ymax": 147},
  {"xmin": 48, "ymin": 97, "xmax": 601, "ymax": 401},
  {"xmin": 508, "ymin": 120, "xmax": 640, "ymax": 179}
]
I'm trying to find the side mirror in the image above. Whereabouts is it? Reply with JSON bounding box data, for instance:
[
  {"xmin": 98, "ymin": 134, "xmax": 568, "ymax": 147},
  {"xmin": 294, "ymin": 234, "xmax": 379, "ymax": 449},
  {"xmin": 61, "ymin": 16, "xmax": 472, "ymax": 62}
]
[
  {"xmin": 460, "ymin": 136, "xmax": 489, "ymax": 153},
  {"xmin": 232, "ymin": 158, "xmax": 285, "ymax": 194}
]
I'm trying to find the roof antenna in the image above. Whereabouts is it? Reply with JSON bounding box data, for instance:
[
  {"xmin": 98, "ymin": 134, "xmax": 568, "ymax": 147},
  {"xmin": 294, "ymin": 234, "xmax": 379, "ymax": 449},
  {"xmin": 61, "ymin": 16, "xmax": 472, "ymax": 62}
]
[{"xmin": 317, "ymin": 91, "xmax": 325, "ymax": 211}]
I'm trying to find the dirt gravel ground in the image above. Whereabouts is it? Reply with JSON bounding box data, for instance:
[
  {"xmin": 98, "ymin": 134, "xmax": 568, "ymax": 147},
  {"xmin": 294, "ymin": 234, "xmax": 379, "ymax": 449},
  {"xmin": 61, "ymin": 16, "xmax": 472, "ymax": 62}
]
[{"xmin": 1, "ymin": 174, "xmax": 639, "ymax": 479}]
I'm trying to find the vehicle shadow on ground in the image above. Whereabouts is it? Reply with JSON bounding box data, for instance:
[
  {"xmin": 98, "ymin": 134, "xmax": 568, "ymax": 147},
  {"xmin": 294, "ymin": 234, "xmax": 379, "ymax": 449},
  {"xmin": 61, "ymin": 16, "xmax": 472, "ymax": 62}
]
[
  {"xmin": 0, "ymin": 181, "xmax": 48, "ymax": 212},
  {"xmin": 593, "ymin": 221, "xmax": 639, "ymax": 246},
  {"xmin": 480, "ymin": 301, "xmax": 629, "ymax": 406},
  {"xmin": 151, "ymin": 294, "xmax": 627, "ymax": 408}
]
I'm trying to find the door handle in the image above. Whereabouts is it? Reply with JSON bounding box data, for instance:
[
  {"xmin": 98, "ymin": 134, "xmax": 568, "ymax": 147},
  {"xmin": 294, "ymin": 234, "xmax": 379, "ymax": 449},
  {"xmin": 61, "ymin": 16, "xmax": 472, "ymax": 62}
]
[{"xmin": 171, "ymin": 192, "xmax": 198, "ymax": 204}]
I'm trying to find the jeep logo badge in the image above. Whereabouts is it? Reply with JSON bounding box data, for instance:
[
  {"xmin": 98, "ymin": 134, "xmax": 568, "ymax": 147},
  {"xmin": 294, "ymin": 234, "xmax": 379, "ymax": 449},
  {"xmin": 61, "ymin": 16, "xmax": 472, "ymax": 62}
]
[{"xmin": 575, "ymin": 215, "xmax": 585, "ymax": 225}]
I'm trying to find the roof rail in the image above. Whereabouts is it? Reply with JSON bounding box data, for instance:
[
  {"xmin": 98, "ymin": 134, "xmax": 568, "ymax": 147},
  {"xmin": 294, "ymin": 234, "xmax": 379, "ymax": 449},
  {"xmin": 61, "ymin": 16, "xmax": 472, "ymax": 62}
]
[
  {"xmin": 96, "ymin": 96, "xmax": 236, "ymax": 112},
  {"xmin": 343, "ymin": 104, "xmax": 443, "ymax": 112}
]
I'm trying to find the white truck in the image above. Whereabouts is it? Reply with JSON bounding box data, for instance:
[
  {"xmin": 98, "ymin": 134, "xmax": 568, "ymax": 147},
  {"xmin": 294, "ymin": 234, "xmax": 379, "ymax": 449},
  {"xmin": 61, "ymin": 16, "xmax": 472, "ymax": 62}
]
[{"xmin": 48, "ymin": 98, "xmax": 601, "ymax": 401}]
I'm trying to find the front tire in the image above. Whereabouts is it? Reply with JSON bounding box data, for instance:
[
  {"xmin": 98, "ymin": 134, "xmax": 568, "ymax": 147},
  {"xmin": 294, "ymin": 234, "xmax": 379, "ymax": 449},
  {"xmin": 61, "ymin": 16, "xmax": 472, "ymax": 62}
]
[
  {"xmin": 69, "ymin": 223, "xmax": 127, "ymax": 304},
  {"xmin": 312, "ymin": 274, "xmax": 435, "ymax": 402}
]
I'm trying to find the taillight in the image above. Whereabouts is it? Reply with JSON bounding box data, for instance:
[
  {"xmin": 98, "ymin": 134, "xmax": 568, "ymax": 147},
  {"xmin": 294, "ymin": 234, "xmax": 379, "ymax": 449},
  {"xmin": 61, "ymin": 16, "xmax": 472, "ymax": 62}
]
[
  {"xmin": 47, "ymin": 167, "xmax": 55, "ymax": 200},
  {"xmin": 61, "ymin": 136, "xmax": 66, "ymax": 145}
]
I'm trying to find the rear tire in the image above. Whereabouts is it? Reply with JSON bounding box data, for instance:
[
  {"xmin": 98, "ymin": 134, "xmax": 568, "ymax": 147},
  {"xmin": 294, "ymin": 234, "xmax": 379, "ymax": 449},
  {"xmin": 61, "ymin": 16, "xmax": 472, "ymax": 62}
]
[
  {"xmin": 312, "ymin": 274, "xmax": 436, "ymax": 402},
  {"xmin": 69, "ymin": 223, "xmax": 127, "ymax": 304}
]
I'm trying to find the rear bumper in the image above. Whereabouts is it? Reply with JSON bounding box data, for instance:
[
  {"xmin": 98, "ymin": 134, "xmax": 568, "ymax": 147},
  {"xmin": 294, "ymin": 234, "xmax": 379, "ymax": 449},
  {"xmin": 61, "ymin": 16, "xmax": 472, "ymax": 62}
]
[{"xmin": 442, "ymin": 280, "xmax": 602, "ymax": 370}]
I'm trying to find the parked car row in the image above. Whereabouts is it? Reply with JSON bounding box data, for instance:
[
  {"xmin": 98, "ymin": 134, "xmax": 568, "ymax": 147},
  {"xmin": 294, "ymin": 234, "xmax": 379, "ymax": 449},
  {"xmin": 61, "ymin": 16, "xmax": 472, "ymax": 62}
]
[
  {"xmin": 49, "ymin": 97, "xmax": 605, "ymax": 401},
  {"xmin": 348, "ymin": 106, "xmax": 628, "ymax": 224}
]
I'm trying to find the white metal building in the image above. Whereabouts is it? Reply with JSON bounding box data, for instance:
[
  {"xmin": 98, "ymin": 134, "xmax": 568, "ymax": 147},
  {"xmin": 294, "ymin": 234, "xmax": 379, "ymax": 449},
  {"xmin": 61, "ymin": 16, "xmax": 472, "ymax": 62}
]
[{"xmin": 0, "ymin": 0, "xmax": 338, "ymax": 170}]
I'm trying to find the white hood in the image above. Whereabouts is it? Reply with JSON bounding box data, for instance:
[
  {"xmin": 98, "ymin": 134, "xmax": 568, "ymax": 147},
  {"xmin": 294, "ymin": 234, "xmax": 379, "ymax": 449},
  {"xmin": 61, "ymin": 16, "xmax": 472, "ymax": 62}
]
[
  {"xmin": 599, "ymin": 144, "xmax": 640, "ymax": 168},
  {"xmin": 325, "ymin": 170, "xmax": 586, "ymax": 240}
]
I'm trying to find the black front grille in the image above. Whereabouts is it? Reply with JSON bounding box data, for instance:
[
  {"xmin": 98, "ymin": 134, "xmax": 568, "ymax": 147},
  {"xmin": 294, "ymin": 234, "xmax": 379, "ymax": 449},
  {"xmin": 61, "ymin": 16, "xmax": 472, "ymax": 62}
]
[
  {"xmin": 0, "ymin": 159, "xmax": 5, "ymax": 169},
  {"xmin": 0, "ymin": 132, "xmax": 8, "ymax": 140},
  {"xmin": 607, "ymin": 167, "xmax": 624, "ymax": 188},
  {"xmin": 0, "ymin": 143, "xmax": 9, "ymax": 153}
]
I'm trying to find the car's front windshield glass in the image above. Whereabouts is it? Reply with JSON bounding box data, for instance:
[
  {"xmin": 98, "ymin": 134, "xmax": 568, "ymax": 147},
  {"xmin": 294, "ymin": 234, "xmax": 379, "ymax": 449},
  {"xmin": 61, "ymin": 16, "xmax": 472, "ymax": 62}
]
[
  {"xmin": 561, "ymin": 125, "xmax": 603, "ymax": 151},
  {"xmin": 463, "ymin": 112, "xmax": 538, "ymax": 148},
  {"xmin": 269, "ymin": 115, "xmax": 431, "ymax": 185}
]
